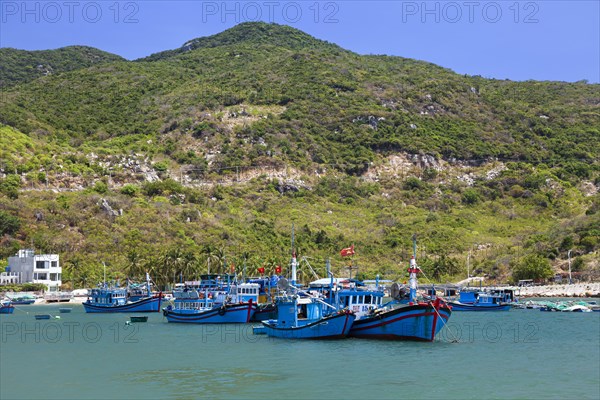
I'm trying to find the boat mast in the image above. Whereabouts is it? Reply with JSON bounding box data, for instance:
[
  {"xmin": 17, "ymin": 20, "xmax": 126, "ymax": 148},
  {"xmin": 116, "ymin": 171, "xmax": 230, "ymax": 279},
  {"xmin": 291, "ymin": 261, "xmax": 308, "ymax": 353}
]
[
  {"xmin": 290, "ymin": 223, "xmax": 297, "ymax": 286},
  {"xmin": 408, "ymin": 234, "xmax": 420, "ymax": 303},
  {"xmin": 146, "ymin": 272, "xmax": 151, "ymax": 296},
  {"xmin": 326, "ymin": 258, "xmax": 335, "ymax": 309}
]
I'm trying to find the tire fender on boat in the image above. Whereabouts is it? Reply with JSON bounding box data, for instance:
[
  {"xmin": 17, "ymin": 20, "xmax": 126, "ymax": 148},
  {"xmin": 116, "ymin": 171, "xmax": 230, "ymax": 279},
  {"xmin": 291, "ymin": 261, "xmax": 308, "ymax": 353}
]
[{"xmin": 218, "ymin": 306, "xmax": 227, "ymax": 316}]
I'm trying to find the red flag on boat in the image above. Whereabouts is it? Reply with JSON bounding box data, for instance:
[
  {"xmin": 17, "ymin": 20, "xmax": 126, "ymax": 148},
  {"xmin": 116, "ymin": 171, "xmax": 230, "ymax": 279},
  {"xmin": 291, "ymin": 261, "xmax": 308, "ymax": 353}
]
[
  {"xmin": 340, "ymin": 245, "xmax": 355, "ymax": 257},
  {"xmin": 258, "ymin": 266, "xmax": 265, "ymax": 275},
  {"xmin": 275, "ymin": 265, "xmax": 282, "ymax": 274}
]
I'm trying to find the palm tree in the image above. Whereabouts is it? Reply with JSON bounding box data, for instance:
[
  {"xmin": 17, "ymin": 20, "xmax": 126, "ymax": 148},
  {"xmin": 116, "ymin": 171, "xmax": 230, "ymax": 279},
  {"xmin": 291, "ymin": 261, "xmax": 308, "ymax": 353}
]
[
  {"xmin": 201, "ymin": 244, "xmax": 218, "ymax": 275},
  {"xmin": 237, "ymin": 251, "xmax": 251, "ymax": 280},
  {"xmin": 125, "ymin": 249, "xmax": 144, "ymax": 280},
  {"xmin": 181, "ymin": 250, "xmax": 199, "ymax": 281},
  {"xmin": 213, "ymin": 247, "xmax": 226, "ymax": 275}
]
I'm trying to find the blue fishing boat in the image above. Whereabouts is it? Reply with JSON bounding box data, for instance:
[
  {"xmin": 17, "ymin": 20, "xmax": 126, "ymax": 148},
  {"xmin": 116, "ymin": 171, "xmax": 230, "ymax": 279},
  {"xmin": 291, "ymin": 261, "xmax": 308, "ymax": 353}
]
[
  {"xmin": 257, "ymin": 291, "xmax": 355, "ymax": 339},
  {"xmin": 345, "ymin": 237, "xmax": 452, "ymax": 341},
  {"xmin": 6, "ymin": 294, "xmax": 36, "ymax": 305},
  {"xmin": 349, "ymin": 298, "xmax": 452, "ymax": 341},
  {"xmin": 448, "ymin": 290, "xmax": 511, "ymax": 311},
  {"xmin": 163, "ymin": 282, "xmax": 258, "ymax": 324},
  {"xmin": 333, "ymin": 273, "xmax": 452, "ymax": 341},
  {"xmin": 0, "ymin": 300, "xmax": 14, "ymax": 314},
  {"xmin": 83, "ymin": 272, "xmax": 162, "ymax": 313}
]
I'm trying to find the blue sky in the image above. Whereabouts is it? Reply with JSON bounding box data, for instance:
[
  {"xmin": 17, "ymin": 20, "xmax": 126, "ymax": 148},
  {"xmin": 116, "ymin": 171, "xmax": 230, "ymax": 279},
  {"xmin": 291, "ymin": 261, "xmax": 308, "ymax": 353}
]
[{"xmin": 1, "ymin": 1, "xmax": 598, "ymax": 82}]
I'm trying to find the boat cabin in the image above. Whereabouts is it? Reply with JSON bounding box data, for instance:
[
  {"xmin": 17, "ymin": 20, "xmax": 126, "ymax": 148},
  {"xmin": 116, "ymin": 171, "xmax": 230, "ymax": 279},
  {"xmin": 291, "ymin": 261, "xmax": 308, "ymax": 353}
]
[
  {"xmin": 338, "ymin": 290, "xmax": 384, "ymax": 319},
  {"xmin": 247, "ymin": 276, "xmax": 280, "ymax": 302},
  {"xmin": 231, "ymin": 283, "xmax": 260, "ymax": 304},
  {"xmin": 89, "ymin": 287, "xmax": 127, "ymax": 306},
  {"xmin": 273, "ymin": 295, "xmax": 324, "ymax": 328},
  {"xmin": 172, "ymin": 288, "xmax": 216, "ymax": 311},
  {"xmin": 489, "ymin": 289, "xmax": 516, "ymax": 303},
  {"xmin": 475, "ymin": 293, "xmax": 504, "ymax": 306},
  {"xmin": 458, "ymin": 290, "xmax": 478, "ymax": 304}
]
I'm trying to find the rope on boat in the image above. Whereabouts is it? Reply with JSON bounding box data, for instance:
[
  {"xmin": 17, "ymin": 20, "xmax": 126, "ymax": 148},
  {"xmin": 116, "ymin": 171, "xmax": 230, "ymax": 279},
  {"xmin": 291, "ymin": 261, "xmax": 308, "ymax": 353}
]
[{"xmin": 11, "ymin": 305, "xmax": 30, "ymax": 315}]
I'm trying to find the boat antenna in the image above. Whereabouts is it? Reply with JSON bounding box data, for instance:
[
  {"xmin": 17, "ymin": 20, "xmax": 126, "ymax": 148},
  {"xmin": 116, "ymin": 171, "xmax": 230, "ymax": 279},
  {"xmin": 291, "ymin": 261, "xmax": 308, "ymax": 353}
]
[{"xmin": 103, "ymin": 262, "xmax": 107, "ymax": 288}]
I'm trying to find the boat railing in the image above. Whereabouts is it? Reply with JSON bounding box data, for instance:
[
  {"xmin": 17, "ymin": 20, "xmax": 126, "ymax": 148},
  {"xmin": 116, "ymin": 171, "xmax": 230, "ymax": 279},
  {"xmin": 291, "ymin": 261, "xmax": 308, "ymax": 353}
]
[{"xmin": 173, "ymin": 289, "xmax": 202, "ymax": 299}]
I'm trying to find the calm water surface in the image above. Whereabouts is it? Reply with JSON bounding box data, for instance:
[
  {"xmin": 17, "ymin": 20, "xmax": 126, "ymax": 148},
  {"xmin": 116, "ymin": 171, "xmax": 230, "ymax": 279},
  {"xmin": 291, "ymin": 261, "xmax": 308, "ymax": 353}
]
[{"xmin": 1, "ymin": 302, "xmax": 599, "ymax": 399}]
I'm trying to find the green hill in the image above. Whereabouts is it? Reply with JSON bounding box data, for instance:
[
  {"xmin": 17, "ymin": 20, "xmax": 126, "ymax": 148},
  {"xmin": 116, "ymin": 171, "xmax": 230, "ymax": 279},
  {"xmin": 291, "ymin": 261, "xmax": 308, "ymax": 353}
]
[
  {"xmin": 0, "ymin": 22, "xmax": 598, "ymax": 288},
  {"xmin": 0, "ymin": 46, "xmax": 125, "ymax": 87},
  {"xmin": 141, "ymin": 21, "xmax": 343, "ymax": 61}
]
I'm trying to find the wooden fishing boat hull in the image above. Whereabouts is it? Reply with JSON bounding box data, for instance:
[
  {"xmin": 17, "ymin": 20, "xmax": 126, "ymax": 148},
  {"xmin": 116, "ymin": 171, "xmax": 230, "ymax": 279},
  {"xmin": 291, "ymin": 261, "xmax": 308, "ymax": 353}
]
[
  {"xmin": 448, "ymin": 301, "xmax": 510, "ymax": 311},
  {"xmin": 83, "ymin": 295, "xmax": 162, "ymax": 313},
  {"xmin": 261, "ymin": 311, "xmax": 356, "ymax": 339},
  {"xmin": 163, "ymin": 302, "xmax": 257, "ymax": 324},
  {"xmin": 349, "ymin": 302, "xmax": 452, "ymax": 342}
]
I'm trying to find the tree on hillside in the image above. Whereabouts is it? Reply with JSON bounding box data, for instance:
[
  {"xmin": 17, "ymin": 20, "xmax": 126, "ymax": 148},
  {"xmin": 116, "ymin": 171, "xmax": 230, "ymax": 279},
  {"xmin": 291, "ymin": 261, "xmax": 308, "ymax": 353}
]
[
  {"xmin": 512, "ymin": 254, "xmax": 554, "ymax": 283},
  {"xmin": 0, "ymin": 210, "xmax": 20, "ymax": 236}
]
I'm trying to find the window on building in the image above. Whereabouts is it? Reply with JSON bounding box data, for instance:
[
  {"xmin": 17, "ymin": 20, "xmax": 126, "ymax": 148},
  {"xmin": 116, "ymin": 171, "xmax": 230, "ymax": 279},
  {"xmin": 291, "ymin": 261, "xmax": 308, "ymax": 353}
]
[
  {"xmin": 50, "ymin": 273, "xmax": 57, "ymax": 281},
  {"xmin": 51, "ymin": 261, "xmax": 58, "ymax": 268},
  {"xmin": 36, "ymin": 261, "xmax": 47, "ymax": 269},
  {"xmin": 37, "ymin": 273, "xmax": 47, "ymax": 280}
]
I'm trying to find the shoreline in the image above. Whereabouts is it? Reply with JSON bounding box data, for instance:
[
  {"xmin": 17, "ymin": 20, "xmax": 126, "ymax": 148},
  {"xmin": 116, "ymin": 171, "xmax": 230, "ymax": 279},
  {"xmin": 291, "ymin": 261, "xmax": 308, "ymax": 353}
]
[{"xmin": 501, "ymin": 283, "xmax": 600, "ymax": 298}]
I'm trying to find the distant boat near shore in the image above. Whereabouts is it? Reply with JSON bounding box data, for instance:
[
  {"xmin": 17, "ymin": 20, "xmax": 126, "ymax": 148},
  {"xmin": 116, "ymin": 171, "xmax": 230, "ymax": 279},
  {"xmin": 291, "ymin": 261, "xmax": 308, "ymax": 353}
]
[
  {"xmin": 83, "ymin": 272, "xmax": 162, "ymax": 313},
  {"xmin": 0, "ymin": 300, "xmax": 15, "ymax": 314}
]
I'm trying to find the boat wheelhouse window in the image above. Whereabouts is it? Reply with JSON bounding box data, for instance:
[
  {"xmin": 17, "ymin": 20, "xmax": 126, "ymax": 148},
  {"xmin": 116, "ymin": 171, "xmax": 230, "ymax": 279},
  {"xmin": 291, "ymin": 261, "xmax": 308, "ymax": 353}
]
[{"xmin": 365, "ymin": 295, "xmax": 372, "ymax": 304}]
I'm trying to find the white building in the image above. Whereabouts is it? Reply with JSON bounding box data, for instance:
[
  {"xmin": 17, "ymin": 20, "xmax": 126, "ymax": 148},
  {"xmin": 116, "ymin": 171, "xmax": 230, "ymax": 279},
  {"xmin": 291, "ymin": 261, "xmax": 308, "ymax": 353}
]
[
  {"xmin": 0, "ymin": 272, "xmax": 20, "ymax": 285},
  {"xmin": 6, "ymin": 249, "xmax": 62, "ymax": 292}
]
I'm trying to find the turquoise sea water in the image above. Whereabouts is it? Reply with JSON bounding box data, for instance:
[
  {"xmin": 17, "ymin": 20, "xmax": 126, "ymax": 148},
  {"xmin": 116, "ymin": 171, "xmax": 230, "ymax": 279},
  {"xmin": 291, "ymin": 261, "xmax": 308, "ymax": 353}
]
[{"xmin": 1, "ymin": 302, "xmax": 599, "ymax": 400}]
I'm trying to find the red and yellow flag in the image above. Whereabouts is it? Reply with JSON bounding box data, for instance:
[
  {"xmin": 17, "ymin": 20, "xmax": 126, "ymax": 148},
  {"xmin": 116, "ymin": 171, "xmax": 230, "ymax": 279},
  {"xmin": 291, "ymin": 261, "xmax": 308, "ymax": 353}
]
[{"xmin": 340, "ymin": 244, "xmax": 355, "ymax": 257}]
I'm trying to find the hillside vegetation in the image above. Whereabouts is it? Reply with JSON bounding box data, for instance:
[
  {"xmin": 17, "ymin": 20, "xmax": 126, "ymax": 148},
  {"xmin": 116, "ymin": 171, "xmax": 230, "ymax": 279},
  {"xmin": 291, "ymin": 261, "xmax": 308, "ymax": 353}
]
[
  {"xmin": 0, "ymin": 46, "xmax": 124, "ymax": 87},
  {"xmin": 0, "ymin": 22, "xmax": 598, "ymax": 288}
]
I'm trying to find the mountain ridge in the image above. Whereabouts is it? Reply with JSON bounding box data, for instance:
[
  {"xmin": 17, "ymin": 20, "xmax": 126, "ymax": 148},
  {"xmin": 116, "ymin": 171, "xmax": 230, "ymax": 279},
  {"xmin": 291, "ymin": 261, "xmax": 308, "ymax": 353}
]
[
  {"xmin": 0, "ymin": 45, "xmax": 125, "ymax": 87},
  {"xmin": 0, "ymin": 22, "xmax": 598, "ymax": 285}
]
